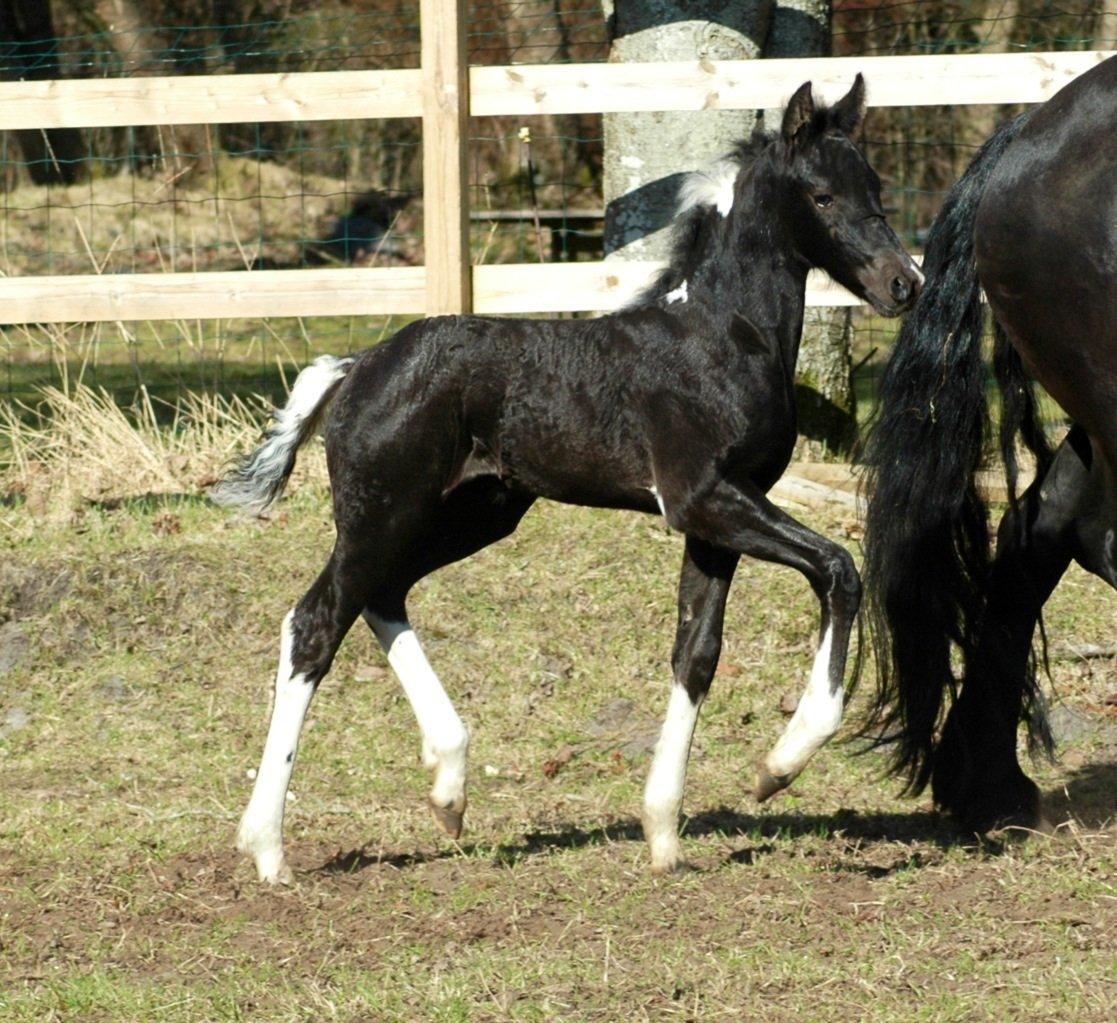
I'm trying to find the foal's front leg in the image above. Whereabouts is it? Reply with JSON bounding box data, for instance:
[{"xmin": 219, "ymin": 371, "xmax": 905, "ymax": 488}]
[
  {"xmin": 664, "ymin": 477, "xmax": 860, "ymax": 802},
  {"xmin": 644, "ymin": 538, "xmax": 737, "ymax": 873}
]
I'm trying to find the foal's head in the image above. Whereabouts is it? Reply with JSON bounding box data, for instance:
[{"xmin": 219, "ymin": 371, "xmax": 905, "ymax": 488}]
[{"xmin": 771, "ymin": 75, "xmax": 922, "ymax": 316}]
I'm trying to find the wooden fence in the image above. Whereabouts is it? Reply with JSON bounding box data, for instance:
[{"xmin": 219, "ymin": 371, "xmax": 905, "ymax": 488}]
[{"xmin": 0, "ymin": 0, "xmax": 1112, "ymax": 326}]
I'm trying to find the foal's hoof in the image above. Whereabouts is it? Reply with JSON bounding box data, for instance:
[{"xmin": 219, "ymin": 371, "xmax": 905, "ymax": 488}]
[
  {"xmin": 650, "ymin": 853, "xmax": 698, "ymax": 877},
  {"xmin": 429, "ymin": 797, "xmax": 466, "ymax": 839},
  {"xmin": 754, "ymin": 762, "xmax": 791, "ymax": 803},
  {"xmin": 260, "ymin": 860, "xmax": 295, "ymax": 886}
]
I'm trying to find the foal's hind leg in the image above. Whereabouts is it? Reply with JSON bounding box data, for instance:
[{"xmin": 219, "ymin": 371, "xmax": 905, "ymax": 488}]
[
  {"xmin": 661, "ymin": 477, "xmax": 860, "ymax": 801},
  {"xmin": 364, "ymin": 611, "xmax": 471, "ymax": 838},
  {"xmin": 237, "ymin": 549, "xmax": 367, "ymax": 883},
  {"xmin": 644, "ymin": 538, "xmax": 738, "ymax": 873},
  {"xmin": 365, "ymin": 480, "xmax": 535, "ymax": 840}
]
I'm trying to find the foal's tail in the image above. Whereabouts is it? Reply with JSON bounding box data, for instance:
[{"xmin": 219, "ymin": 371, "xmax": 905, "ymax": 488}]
[
  {"xmin": 210, "ymin": 354, "xmax": 355, "ymax": 515},
  {"xmin": 859, "ymin": 112, "xmax": 1053, "ymax": 793}
]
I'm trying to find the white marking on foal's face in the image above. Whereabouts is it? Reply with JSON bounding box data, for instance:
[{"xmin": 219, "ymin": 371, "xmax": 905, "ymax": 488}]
[
  {"xmin": 764, "ymin": 625, "xmax": 842, "ymax": 780},
  {"xmin": 647, "ymin": 485, "xmax": 668, "ymax": 518},
  {"xmin": 664, "ymin": 280, "xmax": 689, "ymax": 305}
]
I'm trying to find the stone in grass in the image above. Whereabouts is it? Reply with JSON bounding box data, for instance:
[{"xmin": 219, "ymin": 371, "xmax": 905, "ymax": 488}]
[
  {"xmin": 0, "ymin": 622, "xmax": 30, "ymax": 678},
  {"xmin": 0, "ymin": 706, "xmax": 30, "ymax": 739},
  {"xmin": 1048, "ymin": 704, "xmax": 1098, "ymax": 744},
  {"xmin": 583, "ymin": 697, "xmax": 660, "ymax": 757},
  {"xmin": 96, "ymin": 675, "xmax": 131, "ymax": 702}
]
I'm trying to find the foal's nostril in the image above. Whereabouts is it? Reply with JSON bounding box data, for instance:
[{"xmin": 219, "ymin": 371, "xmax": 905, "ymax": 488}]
[{"xmin": 889, "ymin": 276, "xmax": 910, "ymax": 303}]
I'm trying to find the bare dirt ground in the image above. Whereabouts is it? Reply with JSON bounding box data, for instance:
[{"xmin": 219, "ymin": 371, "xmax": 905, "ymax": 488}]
[{"xmin": 1, "ymin": 488, "xmax": 1114, "ymax": 1021}]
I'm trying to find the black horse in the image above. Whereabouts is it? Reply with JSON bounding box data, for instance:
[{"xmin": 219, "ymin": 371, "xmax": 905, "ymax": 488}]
[
  {"xmin": 862, "ymin": 55, "xmax": 1117, "ymax": 833},
  {"xmin": 215, "ymin": 76, "xmax": 920, "ymax": 884}
]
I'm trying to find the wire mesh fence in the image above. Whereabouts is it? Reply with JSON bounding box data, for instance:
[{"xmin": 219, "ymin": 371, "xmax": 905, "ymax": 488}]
[{"xmin": 1, "ymin": 1, "xmax": 1111, "ymax": 428}]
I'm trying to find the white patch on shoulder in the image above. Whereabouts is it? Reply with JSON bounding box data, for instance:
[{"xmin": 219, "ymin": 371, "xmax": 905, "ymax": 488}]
[
  {"xmin": 664, "ymin": 280, "xmax": 688, "ymax": 305},
  {"xmin": 677, "ymin": 157, "xmax": 739, "ymax": 218}
]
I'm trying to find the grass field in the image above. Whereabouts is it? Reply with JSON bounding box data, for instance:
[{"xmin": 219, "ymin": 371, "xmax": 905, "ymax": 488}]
[{"xmin": 1, "ymin": 472, "xmax": 1114, "ymax": 1022}]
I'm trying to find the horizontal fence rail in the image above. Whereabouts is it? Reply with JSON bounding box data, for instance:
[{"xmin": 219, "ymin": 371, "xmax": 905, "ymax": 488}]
[
  {"xmin": 0, "ymin": 69, "xmax": 424, "ymax": 130},
  {"xmin": 0, "ymin": 265, "xmax": 887, "ymax": 325},
  {"xmin": 470, "ymin": 50, "xmax": 1115, "ymax": 115},
  {"xmin": 1, "ymin": 51, "xmax": 1109, "ymax": 129},
  {"xmin": 0, "ymin": 49, "xmax": 1111, "ymax": 325}
]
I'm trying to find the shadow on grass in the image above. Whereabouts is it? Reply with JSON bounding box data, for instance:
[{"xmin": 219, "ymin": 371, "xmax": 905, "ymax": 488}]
[
  {"xmin": 1044, "ymin": 757, "xmax": 1117, "ymax": 830},
  {"xmin": 316, "ymin": 804, "xmax": 975, "ymax": 878}
]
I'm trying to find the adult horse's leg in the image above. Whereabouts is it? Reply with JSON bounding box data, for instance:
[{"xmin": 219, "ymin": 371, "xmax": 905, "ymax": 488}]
[
  {"xmin": 644, "ymin": 538, "xmax": 738, "ymax": 873},
  {"xmin": 365, "ymin": 479, "xmax": 535, "ymax": 839},
  {"xmin": 935, "ymin": 427, "xmax": 1105, "ymax": 831},
  {"xmin": 661, "ymin": 476, "xmax": 860, "ymax": 801},
  {"xmin": 237, "ymin": 542, "xmax": 373, "ymax": 883}
]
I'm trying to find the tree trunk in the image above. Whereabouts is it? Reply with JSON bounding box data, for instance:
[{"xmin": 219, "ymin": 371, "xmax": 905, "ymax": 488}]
[
  {"xmin": 766, "ymin": 1, "xmax": 856, "ymax": 458},
  {"xmin": 0, "ymin": 0, "xmax": 87, "ymax": 185},
  {"xmin": 603, "ymin": 2, "xmax": 854, "ymax": 456},
  {"xmin": 602, "ymin": 2, "xmax": 771, "ymax": 261}
]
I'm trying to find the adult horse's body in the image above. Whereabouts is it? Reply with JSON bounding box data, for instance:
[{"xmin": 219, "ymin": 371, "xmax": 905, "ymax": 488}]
[
  {"xmin": 216, "ymin": 77, "xmax": 920, "ymax": 884},
  {"xmin": 863, "ymin": 55, "xmax": 1117, "ymax": 831}
]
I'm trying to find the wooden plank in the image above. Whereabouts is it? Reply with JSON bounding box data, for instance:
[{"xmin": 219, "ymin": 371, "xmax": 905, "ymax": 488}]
[
  {"xmin": 0, "ymin": 50, "xmax": 1111, "ymax": 132},
  {"xmin": 0, "ymin": 262, "xmax": 869, "ymax": 324},
  {"xmin": 421, "ymin": 0, "xmax": 471, "ymax": 315},
  {"xmin": 473, "ymin": 263, "xmax": 863, "ymax": 313},
  {"xmin": 471, "ymin": 50, "xmax": 1116, "ymax": 116},
  {"xmin": 0, "ymin": 69, "xmax": 423, "ymax": 130},
  {"xmin": 0, "ymin": 268, "xmax": 426, "ymax": 324}
]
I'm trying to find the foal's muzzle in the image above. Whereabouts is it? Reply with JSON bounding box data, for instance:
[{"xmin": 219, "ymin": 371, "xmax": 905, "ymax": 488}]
[{"xmin": 861, "ymin": 256, "xmax": 923, "ymax": 317}]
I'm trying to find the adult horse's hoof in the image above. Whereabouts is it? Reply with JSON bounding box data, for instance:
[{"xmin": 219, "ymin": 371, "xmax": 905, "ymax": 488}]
[
  {"xmin": 933, "ymin": 762, "xmax": 1047, "ymax": 836},
  {"xmin": 754, "ymin": 762, "xmax": 791, "ymax": 803},
  {"xmin": 429, "ymin": 796, "xmax": 465, "ymax": 839}
]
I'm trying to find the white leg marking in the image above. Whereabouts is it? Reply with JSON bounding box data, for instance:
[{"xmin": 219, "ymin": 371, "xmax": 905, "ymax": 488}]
[
  {"xmin": 643, "ymin": 684, "xmax": 702, "ymax": 873},
  {"xmin": 764, "ymin": 625, "xmax": 842, "ymax": 780},
  {"xmin": 365, "ymin": 614, "xmax": 469, "ymax": 818},
  {"xmin": 237, "ymin": 610, "xmax": 313, "ymax": 884}
]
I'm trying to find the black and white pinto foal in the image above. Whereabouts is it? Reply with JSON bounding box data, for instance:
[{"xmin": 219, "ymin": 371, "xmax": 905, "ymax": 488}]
[{"xmin": 214, "ymin": 77, "xmax": 921, "ymax": 883}]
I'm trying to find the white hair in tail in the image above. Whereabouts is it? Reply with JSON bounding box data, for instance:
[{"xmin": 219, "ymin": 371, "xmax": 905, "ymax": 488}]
[
  {"xmin": 210, "ymin": 354, "xmax": 354, "ymax": 515},
  {"xmin": 676, "ymin": 156, "xmax": 740, "ymax": 218}
]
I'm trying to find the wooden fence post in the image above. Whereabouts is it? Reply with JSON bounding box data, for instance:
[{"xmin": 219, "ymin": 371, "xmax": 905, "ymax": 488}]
[{"xmin": 421, "ymin": 0, "xmax": 472, "ymax": 315}]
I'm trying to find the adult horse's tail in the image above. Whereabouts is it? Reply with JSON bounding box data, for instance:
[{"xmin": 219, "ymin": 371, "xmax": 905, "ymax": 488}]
[
  {"xmin": 860, "ymin": 113, "xmax": 1053, "ymax": 794},
  {"xmin": 211, "ymin": 354, "xmax": 354, "ymax": 515}
]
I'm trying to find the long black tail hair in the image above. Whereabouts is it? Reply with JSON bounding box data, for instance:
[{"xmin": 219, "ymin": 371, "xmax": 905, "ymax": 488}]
[{"xmin": 859, "ymin": 112, "xmax": 1054, "ymax": 793}]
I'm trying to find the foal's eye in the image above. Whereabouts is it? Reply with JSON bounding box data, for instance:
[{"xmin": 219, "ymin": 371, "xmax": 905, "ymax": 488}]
[{"xmin": 813, "ymin": 194, "xmax": 834, "ymax": 209}]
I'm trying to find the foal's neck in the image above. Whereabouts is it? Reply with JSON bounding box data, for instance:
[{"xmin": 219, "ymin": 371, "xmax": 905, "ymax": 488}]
[{"xmin": 687, "ymin": 162, "xmax": 808, "ymax": 354}]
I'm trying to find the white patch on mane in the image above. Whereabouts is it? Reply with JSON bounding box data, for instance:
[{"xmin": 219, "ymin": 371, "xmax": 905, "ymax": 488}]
[
  {"xmin": 676, "ymin": 157, "xmax": 739, "ymax": 218},
  {"xmin": 664, "ymin": 280, "xmax": 688, "ymax": 305}
]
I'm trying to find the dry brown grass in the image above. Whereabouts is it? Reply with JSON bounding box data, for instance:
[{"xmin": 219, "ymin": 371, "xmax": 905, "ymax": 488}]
[{"xmin": 0, "ymin": 382, "xmax": 328, "ymax": 517}]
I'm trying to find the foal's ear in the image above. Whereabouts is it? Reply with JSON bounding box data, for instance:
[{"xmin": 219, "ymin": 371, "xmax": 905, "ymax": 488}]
[
  {"xmin": 781, "ymin": 81, "xmax": 815, "ymax": 144},
  {"xmin": 830, "ymin": 73, "xmax": 867, "ymax": 136}
]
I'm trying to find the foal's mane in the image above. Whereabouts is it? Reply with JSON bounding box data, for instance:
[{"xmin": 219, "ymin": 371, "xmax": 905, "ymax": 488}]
[
  {"xmin": 630, "ymin": 96, "xmax": 852, "ymax": 309},
  {"xmin": 630, "ymin": 130, "xmax": 773, "ymax": 307}
]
